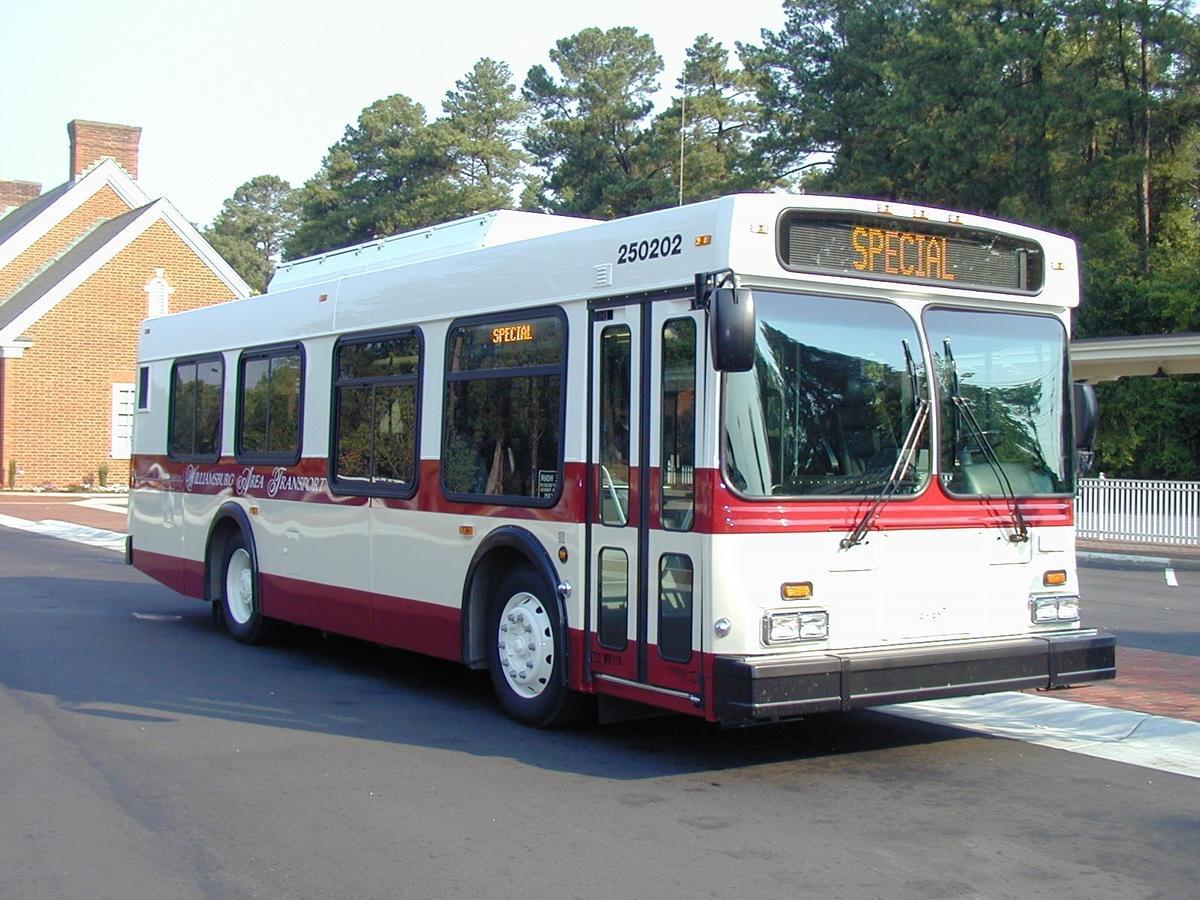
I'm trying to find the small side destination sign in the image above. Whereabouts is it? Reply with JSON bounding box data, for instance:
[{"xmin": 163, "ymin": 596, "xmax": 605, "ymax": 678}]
[{"xmin": 779, "ymin": 211, "xmax": 1044, "ymax": 293}]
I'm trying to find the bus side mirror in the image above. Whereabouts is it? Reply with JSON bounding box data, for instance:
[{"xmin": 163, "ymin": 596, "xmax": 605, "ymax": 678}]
[
  {"xmin": 711, "ymin": 287, "xmax": 756, "ymax": 372},
  {"xmin": 1072, "ymin": 381, "xmax": 1098, "ymax": 451}
]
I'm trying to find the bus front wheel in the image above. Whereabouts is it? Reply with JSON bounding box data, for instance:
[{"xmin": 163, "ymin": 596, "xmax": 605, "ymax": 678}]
[
  {"xmin": 219, "ymin": 532, "xmax": 272, "ymax": 645},
  {"xmin": 486, "ymin": 568, "xmax": 584, "ymax": 728}
]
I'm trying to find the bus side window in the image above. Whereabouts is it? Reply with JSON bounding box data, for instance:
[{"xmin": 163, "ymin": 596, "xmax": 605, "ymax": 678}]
[
  {"xmin": 331, "ymin": 330, "xmax": 421, "ymax": 495},
  {"xmin": 442, "ymin": 310, "xmax": 566, "ymax": 504},
  {"xmin": 236, "ymin": 345, "xmax": 304, "ymax": 463},
  {"xmin": 168, "ymin": 356, "xmax": 223, "ymax": 461}
]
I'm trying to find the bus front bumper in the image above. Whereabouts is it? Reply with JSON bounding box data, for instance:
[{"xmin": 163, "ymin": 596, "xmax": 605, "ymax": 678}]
[{"xmin": 712, "ymin": 630, "xmax": 1115, "ymax": 726}]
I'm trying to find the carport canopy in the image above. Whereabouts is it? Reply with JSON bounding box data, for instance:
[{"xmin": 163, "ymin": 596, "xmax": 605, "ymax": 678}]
[{"xmin": 1071, "ymin": 333, "xmax": 1200, "ymax": 382}]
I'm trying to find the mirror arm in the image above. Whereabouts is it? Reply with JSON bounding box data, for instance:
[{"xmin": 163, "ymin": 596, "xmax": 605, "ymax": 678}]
[{"xmin": 693, "ymin": 268, "xmax": 737, "ymax": 311}]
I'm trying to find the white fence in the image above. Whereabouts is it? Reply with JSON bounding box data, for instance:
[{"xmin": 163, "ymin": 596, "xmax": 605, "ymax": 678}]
[{"xmin": 1075, "ymin": 477, "xmax": 1200, "ymax": 545}]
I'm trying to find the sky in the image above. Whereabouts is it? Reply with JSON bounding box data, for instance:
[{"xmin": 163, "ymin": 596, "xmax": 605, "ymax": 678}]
[{"xmin": 0, "ymin": 0, "xmax": 786, "ymax": 228}]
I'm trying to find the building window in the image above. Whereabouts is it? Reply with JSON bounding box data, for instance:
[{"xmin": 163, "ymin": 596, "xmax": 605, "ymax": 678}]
[
  {"xmin": 331, "ymin": 329, "xmax": 421, "ymax": 496},
  {"xmin": 168, "ymin": 357, "xmax": 224, "ymax": 461},
  {"xmin": 145, "ymin": 268, "xmax": 174, "ymax": 318},
  {"xmin": 441, "ymin": 310, "xmax": 566, "ymax": 503},
  {"xmin": 111, "ymin": 383, "xmax": 135, "ymax": 459},
  {"xmin": 236, "ymin": 345, "xmax": 303, "ymax": 463}
]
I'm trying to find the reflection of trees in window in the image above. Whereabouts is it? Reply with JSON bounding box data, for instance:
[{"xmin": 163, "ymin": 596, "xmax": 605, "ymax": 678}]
[
  {"xmin": 238, "ymin": 347, "xmax": 302, "ymax": 459},
  {"xmin": 333, "ymin": 333, "xmax": 419, "ymax": 491},
  {"xmin": 724, "ymin": 293, "xmax": 926, "ymax": 498},
  {"xmin": 599, "ymin": 326, "xmax": 631, "ymax": 526},
  {"xmin": 443, "ymin": 313, "xmax": 564, "ymax": 501},
  {"xmin": 170, "ymin": 357, "xmax": 223, "ymax": 459},
  {"xmin": 661, "ymin": 319, "xmax": 695, "ymax": 530},
  {"xmin": 926, "ymin": 309, "xmax": 1070, "ymax": 496}
]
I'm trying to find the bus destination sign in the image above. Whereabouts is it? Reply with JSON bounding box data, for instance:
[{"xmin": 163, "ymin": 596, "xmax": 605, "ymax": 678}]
[{"xmin": 779, "ymin": 211, "xmax": 1044, "ymax": 293}]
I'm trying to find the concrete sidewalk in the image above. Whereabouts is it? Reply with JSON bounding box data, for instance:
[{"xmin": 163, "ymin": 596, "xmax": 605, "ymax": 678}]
[
  {"xmin": 0, "ymin": 492, "xmax": 127, "ymax": 533},
  {"xmin": 1077, "ymin": 538, "xmax": 1200, "ymax": 570}
]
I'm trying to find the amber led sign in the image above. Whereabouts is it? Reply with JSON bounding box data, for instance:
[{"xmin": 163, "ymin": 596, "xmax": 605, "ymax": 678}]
[
  {"xmin": 492, "ymin": 323, "xmax": 535, "ymax": 344},
  {"xmin": 779, "ymin": 211, "xmax": 1044, "ymax": 292}
]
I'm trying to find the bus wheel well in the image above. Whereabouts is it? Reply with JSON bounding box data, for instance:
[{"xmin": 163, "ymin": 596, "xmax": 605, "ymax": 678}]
[
  {"xmin": 205, "ymin": 516, "xmax": 245, "ymax": 603},
  {"xmin": 463, "ymin": 547, "xmax": 541, "ymax": 671}
]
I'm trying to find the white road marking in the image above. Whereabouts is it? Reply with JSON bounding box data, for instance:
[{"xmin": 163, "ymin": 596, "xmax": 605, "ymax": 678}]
[
  {"xmin": 0, "ymin": 514, "xmax": 126, "ymax": 553},
  {"xmin": 1165, "ymin": 567, "xmax": 1178, "ymax": 587},
  {"xmin": 882, "ymin": 692, "xmax": 1200, "ymax": 780}
]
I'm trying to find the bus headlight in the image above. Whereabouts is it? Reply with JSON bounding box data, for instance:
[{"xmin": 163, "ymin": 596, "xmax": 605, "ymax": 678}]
[
  {"xmin": 762, "ymin": 610, "xmax": 828, "ymax": 645},
  {"xmin": 1031, "ymin": 595, "xmax": 1080, "ymax": 624}
]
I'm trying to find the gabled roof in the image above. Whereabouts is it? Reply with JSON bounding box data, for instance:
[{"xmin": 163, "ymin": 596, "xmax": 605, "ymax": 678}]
[
  {"xmin": 0, "ymin": 181, "xmax": 73, "ymax": 248},
  {"xmin": 0, "ymin": 196, "xmax": 252, "ymax": 345},
  {"xmin": 0, "ymin": 159, "xmax": 149, "ymax": 270},
  {"xmin": 0, "ymin": 204, "xmax": 151, "ymax": 334}
]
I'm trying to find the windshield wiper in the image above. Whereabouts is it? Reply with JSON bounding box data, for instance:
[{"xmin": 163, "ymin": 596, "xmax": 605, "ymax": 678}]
[
  {"xmin": 840, "ymin": 386, "xmax": 930, "ymax": 550},
  {"xmin": 943, "ymin": 339, "xmax": 1029, "ymax": 543},
  {"xmin": 840, "ymin": 342, "xmax": 931, "ymax": 549}
]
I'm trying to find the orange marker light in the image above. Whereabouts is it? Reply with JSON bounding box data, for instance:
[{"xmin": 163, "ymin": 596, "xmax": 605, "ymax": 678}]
[
  {"xmin": 781, "ymin": 582, "xmax": 813, "ymax": 601},
  {"xmin": 1043, "ymin": 570, "xmax": 1067, "ymax": 587}
]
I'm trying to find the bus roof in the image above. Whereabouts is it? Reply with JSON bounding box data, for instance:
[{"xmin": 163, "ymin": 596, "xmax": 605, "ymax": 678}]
[
  {"xmin": 269, "ymin": 209, "xmax": 599, "ymax": 291},
  {"xmin": 140, "ymin": 194, "xmax": 1080, "ymax": 362}
]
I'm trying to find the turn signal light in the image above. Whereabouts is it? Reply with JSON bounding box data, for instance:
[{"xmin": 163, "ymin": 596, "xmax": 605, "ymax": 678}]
[
  {"xmin": 1043, "ymin": 570, "xmax": 1067, "ymax": 587},
  {"xmin": 781, "ymin": 582, "xmax": 813, "ymax": 601}
]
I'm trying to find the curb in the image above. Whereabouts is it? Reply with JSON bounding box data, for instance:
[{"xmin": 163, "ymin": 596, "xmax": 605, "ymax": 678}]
[{"xmin": 1078, "ymin": 550, "xmax": 1200, "ymax": 572}]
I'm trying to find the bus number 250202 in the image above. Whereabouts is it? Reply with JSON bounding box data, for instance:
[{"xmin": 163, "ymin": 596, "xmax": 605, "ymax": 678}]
[{"xmin": 617, "ymin": 234, "xmax": 683, "ymax": 265}]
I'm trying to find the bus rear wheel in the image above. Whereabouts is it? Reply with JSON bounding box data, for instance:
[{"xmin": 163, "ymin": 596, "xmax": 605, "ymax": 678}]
[
  {"xmin": 219, "ymin": 532, "xmax": 273, "ymax": 645},
  {"xmin": 486, "ymin": 568, "xmax": 585, "ymax": 728}
]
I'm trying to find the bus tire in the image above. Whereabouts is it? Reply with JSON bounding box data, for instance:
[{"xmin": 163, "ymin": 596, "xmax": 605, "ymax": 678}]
[
  {"xmin": 219, "ymin": 531, "xmax": 273, "ymax": 645},
  {"xmin": 486, "ymin": 568, "xmax": 584, "ymax": 728}
]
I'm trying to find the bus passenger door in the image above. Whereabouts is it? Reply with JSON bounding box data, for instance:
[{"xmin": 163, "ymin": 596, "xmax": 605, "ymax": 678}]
[
  {"xmin": 587, "ymin": 299, "xmax": 705, "ymax": 710},
  {"xmin": 644, "ymin": 301, "xmax": 705, "ymax": 702},
  {"xmin": 587, "ymin": 308, "xmax": 640, "ymax": 685}
]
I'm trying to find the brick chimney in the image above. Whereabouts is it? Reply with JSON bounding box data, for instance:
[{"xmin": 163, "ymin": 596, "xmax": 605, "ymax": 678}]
[
  {"xmin": 0, "ymin": 180, "xmax": 42, "ymax": 212},
  {"xmin": 68, "ymin": 120, "xmax": 141, "ymax": 180}
]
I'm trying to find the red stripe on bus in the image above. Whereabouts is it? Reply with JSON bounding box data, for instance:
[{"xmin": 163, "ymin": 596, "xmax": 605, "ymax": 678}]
[
  {"xmin": 132, "ymin": 455, "xmax": 587, "ymax": 522},
  {"xmin": 133, "ymin": 454, "xmax": 1072, "ymax": 534},
  {"xmin": 132, "ymin": 547, "xmax": 205, "ymax": 599},
  {"xmin": 698, "ymin": 469, "xmax": 1073, "ymax": 534}
]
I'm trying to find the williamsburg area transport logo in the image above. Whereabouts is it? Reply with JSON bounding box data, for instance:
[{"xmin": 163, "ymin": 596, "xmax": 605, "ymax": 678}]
[{"xmin": 183, "ymin": 464, "xmax": 328, "ymax": 498}]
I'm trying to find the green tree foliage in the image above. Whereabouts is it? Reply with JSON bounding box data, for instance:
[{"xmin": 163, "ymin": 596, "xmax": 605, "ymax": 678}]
[
  {"xmin": 204, "ymin": 175, "xmax": 299, "ymax": 293},
  {"xmin": 437, "ymin": 58, "xmax": 531, "ymax": 213},
  {"xmin": 287, "ymin": 61, "xmax": 530, "ymax": 258},
  {"xmin": 523, "ymin": 26, "xmax": 669, "ymax": 217},
  {"xmin": 287, "ymin": 95, "xmax": 449, "ymax": 258},
  {"xmin": 648, "ymin": 34, "xmax": 775, "ymax": 204},
  {"xmin": 751, "ymin": 0, "xmax": 1200, "ymax": 476}
]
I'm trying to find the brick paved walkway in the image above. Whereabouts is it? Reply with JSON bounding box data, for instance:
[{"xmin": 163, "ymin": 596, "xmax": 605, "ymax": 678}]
[
  {"xmin": 1053, "ymin": 646, "xmax": 1200, "ymax": 724},
  {"xmin": 0, "ymin": 494, "xmax": 126, "ymax": 532}
]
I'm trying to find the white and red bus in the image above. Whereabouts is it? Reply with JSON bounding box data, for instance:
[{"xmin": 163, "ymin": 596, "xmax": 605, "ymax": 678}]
[{"xmin": 127, "ymin": 194, "xmax": 1115, "ymax": 727}]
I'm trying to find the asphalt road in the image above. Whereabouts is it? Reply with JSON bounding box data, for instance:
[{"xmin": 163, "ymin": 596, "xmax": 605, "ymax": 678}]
[
  {"xmin": 1080, "ymin": 560, "xmax": 1199, "ymax": 657},
  {"xmin": 2, "ymin": 528, "xmax": 1198, "ymax": 899}
]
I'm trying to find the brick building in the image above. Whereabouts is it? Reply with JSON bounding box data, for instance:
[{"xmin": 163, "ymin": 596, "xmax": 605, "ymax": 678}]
[{"xmin": 0, "ymin": 120, "xmax": 250, "ymax": 490}]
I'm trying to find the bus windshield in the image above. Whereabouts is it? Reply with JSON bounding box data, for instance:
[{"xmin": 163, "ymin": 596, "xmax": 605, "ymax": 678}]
[
  {"xmin": 723, "ymin": 292, "xmax": 929, "ymax": 497},
  {"xmin": 925, "ymin": 308, "xmax": 1072, "ymax": 497}
]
